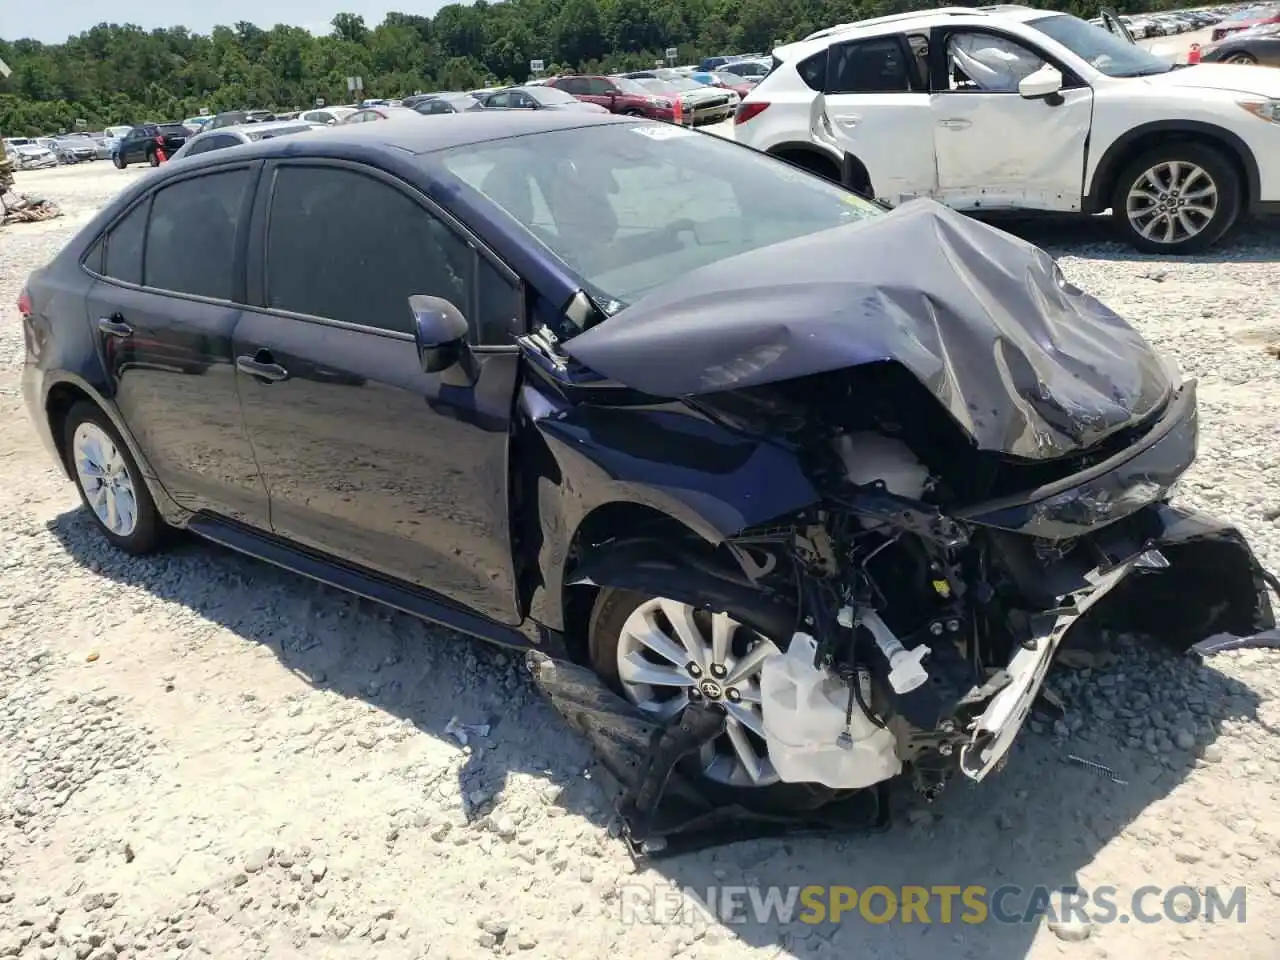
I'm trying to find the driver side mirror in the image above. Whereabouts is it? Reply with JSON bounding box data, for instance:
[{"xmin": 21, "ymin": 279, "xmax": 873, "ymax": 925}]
[
  {"xmin": 409, "ymin": 295, "xmax": 473, "ymax": 381},
  {"xmin": 1018, "ymin": 65, "xmax": 1064, "ymax": 100}
]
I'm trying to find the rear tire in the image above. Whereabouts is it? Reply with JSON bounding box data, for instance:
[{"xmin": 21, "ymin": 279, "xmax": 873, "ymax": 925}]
[
  {"xmin": 61, "ymin": 402, "xmax": 168, "ymax": 555},
  {"xmin": 587, "ymin": 581, "xmax": 843, "ymax": 814},
  {"xmin": 1225, "ymin": 52, "xmax": 1258, "ymax": 64},
  {"xmin": 1111, "ymin": 142, "xmax": 1241, "ymax": 254}
]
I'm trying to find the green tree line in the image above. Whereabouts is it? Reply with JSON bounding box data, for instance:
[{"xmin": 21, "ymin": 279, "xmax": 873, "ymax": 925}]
[{"xmin": 1, "ymin": 0, "xmax": 1206, "ymax": 135}]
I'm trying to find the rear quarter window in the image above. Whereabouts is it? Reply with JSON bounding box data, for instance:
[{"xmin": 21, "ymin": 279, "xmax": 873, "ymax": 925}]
[{"xmin": 797, "ymin": 51, "xmax": 828, "ymax": 91}]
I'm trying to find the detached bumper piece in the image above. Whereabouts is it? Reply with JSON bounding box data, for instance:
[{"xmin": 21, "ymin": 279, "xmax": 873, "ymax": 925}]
[
  {"xmin": 1081, "ymin": 502, "xmax": 1277, "ymax": 651},
  {"xmin": 525, "ymin": 653, "xmax": 887, "ymax": 861}
]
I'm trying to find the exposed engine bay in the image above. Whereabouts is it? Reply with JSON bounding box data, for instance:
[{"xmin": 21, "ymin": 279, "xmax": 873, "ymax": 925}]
[{"xmin": 695, "ymin": 364, "xmax": 1274, "ymax": 798}]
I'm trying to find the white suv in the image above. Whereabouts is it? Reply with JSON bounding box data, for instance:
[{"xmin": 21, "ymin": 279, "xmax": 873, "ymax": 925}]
[{"xmin": 734, "ymin": 5, "xmax": 1280, "ymax": 252}]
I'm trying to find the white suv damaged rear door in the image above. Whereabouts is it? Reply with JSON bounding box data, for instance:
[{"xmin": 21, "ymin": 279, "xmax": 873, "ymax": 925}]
[{"xmin": 818, "ymin": 33, "xmax": 938, "ymax": 205}]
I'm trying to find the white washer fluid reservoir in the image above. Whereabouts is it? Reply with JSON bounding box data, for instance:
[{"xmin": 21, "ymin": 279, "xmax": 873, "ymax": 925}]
[{"xmin": 759, "ymin": 632, "xmax": 902, "ymax": 789}]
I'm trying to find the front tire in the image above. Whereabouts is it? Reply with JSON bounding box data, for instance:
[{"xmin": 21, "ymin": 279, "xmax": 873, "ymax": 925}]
[
  {"xmin": 1111, "ymin": 142, "xmax": 1241, "ymax": 254},
  {"xmin": 1225, "ymin": 52, "xmax": 1258, "ymax": 64},
  {"xmin": 62, "ymin": 402, "xmax": 167, "ymax": 555},
  {"xmin": 587, "ymin": 583, "xmax": 836, "ymax": 812},
  {"xmin": 112, "ymin": 152, "xmax": 126, "ymax": 169}
]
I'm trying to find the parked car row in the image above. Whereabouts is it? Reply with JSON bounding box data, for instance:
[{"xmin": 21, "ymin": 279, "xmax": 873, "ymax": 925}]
[
  {"xmin": 1208, "ymin": 2, "xmax": 1280, "ymax": 40},
  {"xmin": 1200, "ymin": 19, "xmax": 1280, "ymax": 61},
  {"xmin": 1096, "ymin": 7, "xmax": 1226, "ymax": 39}
]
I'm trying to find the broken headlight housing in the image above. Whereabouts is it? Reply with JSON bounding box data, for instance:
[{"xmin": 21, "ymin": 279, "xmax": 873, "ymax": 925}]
[{"xmin": 1238, "ymin": 99, "xmax": 1280, "ymax": 124}]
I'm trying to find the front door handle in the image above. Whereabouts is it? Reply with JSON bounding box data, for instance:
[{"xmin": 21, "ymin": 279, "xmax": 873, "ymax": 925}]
[
  {"xmin": 97, "ymin": 317, "xmax": 133, "ymax": 338},
  {"xmin": 938, "ymin": 118, "xmax": 973, "ymax": 130},
  {"xmin": 236, "ymin": 352, "xmax": 289, "ymax": 383}
]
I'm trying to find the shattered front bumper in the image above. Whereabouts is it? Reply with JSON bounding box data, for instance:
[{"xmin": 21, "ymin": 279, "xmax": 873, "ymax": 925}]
[{"xmin": 961, "ymin": 498, "xmax": 1276, "ymax": 780}]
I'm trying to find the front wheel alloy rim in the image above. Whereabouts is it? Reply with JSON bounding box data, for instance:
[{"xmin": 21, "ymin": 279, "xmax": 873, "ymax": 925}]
[
  {"xmin": 1125, "ymin": 160, "xmax": 1219, "ymax": 245},
  {"xmin": 615, "ymin": 597, "xmax": 781, "ymax": 787},
  {"xmin": 72, "ymin": 422, "xmax": 138, "ymax": 537}
]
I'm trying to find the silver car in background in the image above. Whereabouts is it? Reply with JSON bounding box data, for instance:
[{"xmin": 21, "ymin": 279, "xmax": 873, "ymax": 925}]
[
  {"xmin": 300, "ymin": 106, "xmax": 358, "ymax": 125},
  {"xmin": 167, "ymin": 120, "xmax": 324, "ymax": 161}
]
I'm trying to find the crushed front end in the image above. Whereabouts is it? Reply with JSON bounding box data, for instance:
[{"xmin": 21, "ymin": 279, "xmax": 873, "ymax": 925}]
[{"xmin": 700, "ymin": 369, "xmax": 1274, "ymax": 799}]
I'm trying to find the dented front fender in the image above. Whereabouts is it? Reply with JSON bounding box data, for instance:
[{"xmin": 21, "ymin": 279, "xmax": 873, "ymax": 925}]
[{"xmin": 516, "ymin": 381, "xmax": 818, "ymax": 630}]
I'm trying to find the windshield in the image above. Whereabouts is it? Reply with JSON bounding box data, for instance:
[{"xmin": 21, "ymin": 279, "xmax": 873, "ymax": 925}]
[
  {"xmin": 436, "ymin": 123, "xmax": 882, "ymax": 308},
  {"xmin": 637, "ymin": 78, "xmax": 677, "ymax": 94},
  {"xmin": 663, "ymin": 77, "xmax": 704, "ymax": 92},
  {"xmin": 1029, "ymin": 14, "xmax": 1175, "ymax": 77},
  {"xmin": 529, "ymin": 87, "xmax": 577, "ymax": 105},
  {"xmin": 157, "ymin": 123, "xmax": 190, "ymax": 135},
  {"xmin": 614, "ymin": 77, "xmax": 653, "ymax": 96}
]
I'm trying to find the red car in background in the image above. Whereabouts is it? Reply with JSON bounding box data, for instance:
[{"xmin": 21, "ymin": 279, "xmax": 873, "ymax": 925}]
[
  {"xmin": 1211, "ymin": 5, "xmax": 1280, "ymax": 41},
  {"xmin": 545, "ymin": 75, "xmax": 678, "ymax": 122}
]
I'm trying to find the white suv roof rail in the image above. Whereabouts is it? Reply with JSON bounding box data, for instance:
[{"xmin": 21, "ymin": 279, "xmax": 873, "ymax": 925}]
[{"xmin": 801, "ymin": 7, "xmax": 987, "ymax": 42}]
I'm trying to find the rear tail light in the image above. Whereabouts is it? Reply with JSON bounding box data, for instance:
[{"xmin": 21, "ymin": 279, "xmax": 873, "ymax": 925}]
[
  {"xmin": 17, "ymin": 286, "xmax": 32, "ymax": 318},
  {"xmin": 735, "ymin": 101, "xmax": 769, "ymax": 125}
]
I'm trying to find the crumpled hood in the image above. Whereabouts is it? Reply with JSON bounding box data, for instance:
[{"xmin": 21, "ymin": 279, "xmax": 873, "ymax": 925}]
[
  {"xmin": 1142, "ymin": 63, "xmax": 1280, "ymax": 97},
  {"xmin": 563, "ymin": 200, "xmax": 1174, "ymax": 461}
]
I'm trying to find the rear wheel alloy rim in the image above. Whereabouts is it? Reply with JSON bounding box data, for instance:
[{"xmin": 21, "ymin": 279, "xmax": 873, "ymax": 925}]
[
  {"xmin": 1125, "ymin": 161, "xmax": 1218, "ymax": 245},
  {"xmin": 1226, "ymin": 54, "xmax": 1256, "ymax": 63},
  {"xmin": 72, "ymin": 423, "xmax": 138, "ymax": 537},
  {"xmin": 615, "ymin": 597, "xmax": 781, "ymax": 787}
]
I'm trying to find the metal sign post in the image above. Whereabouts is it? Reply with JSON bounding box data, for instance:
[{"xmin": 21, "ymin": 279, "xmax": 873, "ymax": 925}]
[
  {"xmin": 530, "ymin": 59, "xmax": 545, "ymax": 77},
  {"xmin": 346, "ymin": 76, "xmax": 364, "ymax": 101},
  {"xmin": 665, "ymin": 47, "xmax": 678, "ymax": 66}
]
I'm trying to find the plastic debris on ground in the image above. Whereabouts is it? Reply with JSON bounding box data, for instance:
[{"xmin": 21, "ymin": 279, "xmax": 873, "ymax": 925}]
[
  {"xmin": 1, "ymin": 189, "xmax": 62, "ymax": 225},
  {"xmin": 525, "ymin": 651, "xmax": 888, "ymax": 861},
  {"xmin": 444, "ymin": 715, "xmax": 490, "ymax": 746}
]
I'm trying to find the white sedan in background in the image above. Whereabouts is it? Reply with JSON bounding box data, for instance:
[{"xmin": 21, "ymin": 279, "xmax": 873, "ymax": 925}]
[{"xmin": 167, "ymin": 120, "xmax": 324, "ymax": 161}]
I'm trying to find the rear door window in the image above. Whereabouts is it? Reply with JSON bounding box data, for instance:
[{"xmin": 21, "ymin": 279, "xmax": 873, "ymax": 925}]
[
  {"xmin": 144, "ymin": 169, "xmax": 251, "ymax": 300},
  {"xmin": 829, "ymin": 36, "xmax": 916, "ymax": 93}
]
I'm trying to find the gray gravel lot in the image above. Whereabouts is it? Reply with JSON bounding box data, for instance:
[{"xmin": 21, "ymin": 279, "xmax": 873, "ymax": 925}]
[{"xmin": 2, "ymin": 144, "xmax": 1280, "ymax": 960}]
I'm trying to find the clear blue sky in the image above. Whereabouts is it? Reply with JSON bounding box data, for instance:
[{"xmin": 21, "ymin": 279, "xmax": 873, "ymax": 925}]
[{"xmin": 2, "ymin": 1, "xmax": 448, "ymax": 44}]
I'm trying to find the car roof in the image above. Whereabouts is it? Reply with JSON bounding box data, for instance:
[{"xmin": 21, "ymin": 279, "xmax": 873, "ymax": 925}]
[
  {"xmin": 777, "ymin": 4, "xmax": 1051, "ymax": 58},
  {"xmin": 168, "ymin": 111, "xmax": 635, "ymax": 171}
]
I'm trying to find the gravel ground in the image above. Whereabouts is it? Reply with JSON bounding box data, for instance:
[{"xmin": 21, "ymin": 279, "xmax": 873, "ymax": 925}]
[{"xmin": 2, "ymin": 154, "xmax": 1280, "ymax": 960}]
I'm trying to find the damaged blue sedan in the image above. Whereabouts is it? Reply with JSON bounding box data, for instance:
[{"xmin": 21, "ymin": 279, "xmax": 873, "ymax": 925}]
[{"xmin": 17, "ymin": 111, "xmax": 1276, "ymax": 849}]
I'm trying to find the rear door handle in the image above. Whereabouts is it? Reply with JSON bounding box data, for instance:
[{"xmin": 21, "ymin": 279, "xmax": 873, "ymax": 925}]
[
  {"xmin": 938, "ymin": 118, "xmax": 972, "ymax": 130},
  {"xmin": 236, "ymin": 351, "xmax": 289, "ymax": 383},
  {"xmin": 97, "ymin": 317, "xmax": 133, "ymax": 338}
]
